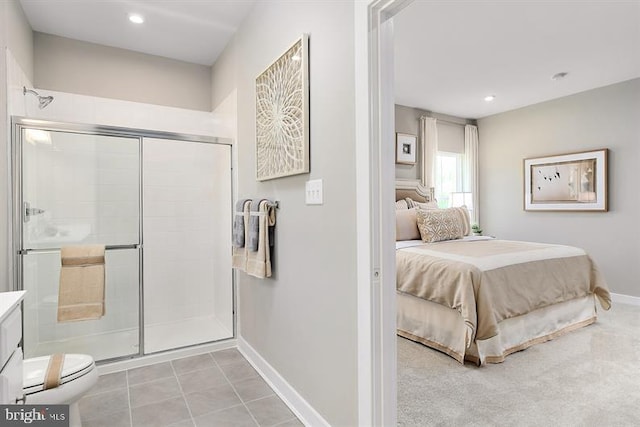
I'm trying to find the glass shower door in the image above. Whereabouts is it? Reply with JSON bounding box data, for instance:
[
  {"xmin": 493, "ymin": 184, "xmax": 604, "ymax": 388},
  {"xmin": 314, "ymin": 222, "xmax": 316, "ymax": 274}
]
[{"xmin": 19, "ymin": 127, "xmax": 141, "ymax": 362}]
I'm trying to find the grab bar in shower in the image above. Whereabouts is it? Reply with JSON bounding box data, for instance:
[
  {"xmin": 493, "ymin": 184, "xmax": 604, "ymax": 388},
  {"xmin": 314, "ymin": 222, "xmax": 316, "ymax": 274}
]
[{"xmin": 18, "ymin": 244, "xmax": 141, "ymax": 255}]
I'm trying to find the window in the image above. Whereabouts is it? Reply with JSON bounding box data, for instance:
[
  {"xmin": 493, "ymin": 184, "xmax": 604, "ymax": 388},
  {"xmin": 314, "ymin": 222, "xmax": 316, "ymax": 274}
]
[{"xmin": 434, "ymin": 151, "xmax": 463, "ymax": 208}]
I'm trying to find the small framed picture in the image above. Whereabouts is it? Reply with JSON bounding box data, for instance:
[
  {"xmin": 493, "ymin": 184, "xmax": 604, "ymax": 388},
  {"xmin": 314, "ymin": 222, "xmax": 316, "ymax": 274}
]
[{"xmin": 396, "ymin": 133, "xmax": 417, "ymax": 165}]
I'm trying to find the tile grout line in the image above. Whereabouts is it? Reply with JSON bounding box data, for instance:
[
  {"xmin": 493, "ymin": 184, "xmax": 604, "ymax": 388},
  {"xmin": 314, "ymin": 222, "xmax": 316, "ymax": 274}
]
[
  {"xmin": 212, "ymin": 351, "xmax": 299, "ymax": 425},
  {"xmin": 210, "ymin": 351, "xmax": 261, "ymax": 427},
  {"xmin": 126, "ymin": 370, "xmax": 134, "ymax": 427},
  {"xmin": 78, "ymin": 374, "xmax": 132, "ymax": 425},
  {"xmin": 169, "ymin": 360, "xmax": 197, "ymax": 427},
  {"xmin": 83, "ymin": 382, "xmax": 128, "ymax": 399},
  {"xmin": 271, "ymin": 417, "xmax": 300, "ymax": 427},
  {"xmin": 241, "ymin": 393, "xmax": 277, "ymax": 406}
]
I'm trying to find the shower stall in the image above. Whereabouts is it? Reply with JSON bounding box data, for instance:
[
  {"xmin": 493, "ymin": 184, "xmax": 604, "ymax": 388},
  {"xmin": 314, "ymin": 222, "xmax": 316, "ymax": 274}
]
[{"xmin": 12, "ymin": 118, "xmax": 234, "ymax": 362}]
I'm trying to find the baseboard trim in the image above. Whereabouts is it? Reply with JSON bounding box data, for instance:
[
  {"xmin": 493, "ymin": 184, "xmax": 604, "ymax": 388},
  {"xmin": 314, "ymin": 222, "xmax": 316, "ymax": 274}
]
[
  {"xmin": 238, "ymin": 337, "xmax": 329, "ymax": 427},
  {"xmin": 611, "ymin": 292, "xmax": 640, "ymax": 307}
]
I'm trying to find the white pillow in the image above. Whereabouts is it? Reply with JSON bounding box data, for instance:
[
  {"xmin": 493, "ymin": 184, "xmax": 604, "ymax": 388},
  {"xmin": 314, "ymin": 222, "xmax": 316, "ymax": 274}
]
[{"xmin": 405, "ymin": 197, "xmax": 439, "ymax": 210}]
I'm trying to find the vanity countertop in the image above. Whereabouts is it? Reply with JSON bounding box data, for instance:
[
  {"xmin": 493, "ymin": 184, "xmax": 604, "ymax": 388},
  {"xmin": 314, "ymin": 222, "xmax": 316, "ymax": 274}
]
[{"xmin": 0, "ymin": 291, "xmax": 26, "ymax": 323}]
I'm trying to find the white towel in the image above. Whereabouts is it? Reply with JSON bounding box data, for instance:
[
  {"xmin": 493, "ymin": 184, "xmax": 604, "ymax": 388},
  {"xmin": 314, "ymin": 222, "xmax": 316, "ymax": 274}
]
[{"xmin": 245, "ymin": 200, "xmax": 276, "ymax": 278}]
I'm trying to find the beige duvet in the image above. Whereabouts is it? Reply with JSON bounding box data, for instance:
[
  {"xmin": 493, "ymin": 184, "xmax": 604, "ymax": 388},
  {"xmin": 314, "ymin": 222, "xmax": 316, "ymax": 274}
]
[{"xmin": 396, "ymin": 239, "xmax": 611, "ymax": 344}]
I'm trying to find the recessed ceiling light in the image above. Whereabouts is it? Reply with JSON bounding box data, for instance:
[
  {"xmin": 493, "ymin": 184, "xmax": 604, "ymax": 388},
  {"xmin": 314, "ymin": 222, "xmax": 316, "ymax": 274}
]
[
  {"xmin": 484, "ymin": 95, "xmax": 496, "ymax": 102},
  {"xmin": 129, "ymin": 14, "xmax": 144, "ymax": 24},
  {"xmin": 551, "ymin": 72, "xmax": 568, "ymax": 81}
]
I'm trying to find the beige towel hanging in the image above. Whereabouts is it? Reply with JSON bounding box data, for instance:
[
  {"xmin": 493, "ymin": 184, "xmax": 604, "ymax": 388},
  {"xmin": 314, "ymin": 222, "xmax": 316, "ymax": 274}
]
[
  {"xmin": 44, "ymin": 353, "xmax": 65, "ymax": 390},
  {"xmin": 57, "ymin": 245, "xmax": 106, "ymax": 322},
  {"xmin": 245, "ymin": 200, "xmax": 276, "ymax": 279}
]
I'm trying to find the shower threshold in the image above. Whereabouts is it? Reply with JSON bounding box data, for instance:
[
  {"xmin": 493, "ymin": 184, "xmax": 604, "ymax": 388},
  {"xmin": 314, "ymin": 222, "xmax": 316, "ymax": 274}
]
[
  {"xmin": 144, "ymin": 314, "xmax": 232, "ymax": 354},
  {"xmin": 26, "ymin": 315, "xmax": 233, "ymax": 362},
  {"xmin": 27, "ymin": 328, "xmax": 139, "ymax": 361}
]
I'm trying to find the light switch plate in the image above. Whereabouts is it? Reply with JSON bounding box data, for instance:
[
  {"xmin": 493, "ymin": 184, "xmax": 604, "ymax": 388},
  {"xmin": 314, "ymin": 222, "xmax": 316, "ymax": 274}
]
[{"xmin": 305, "ymin": 179, "xmax": 323, "ymax": 205}]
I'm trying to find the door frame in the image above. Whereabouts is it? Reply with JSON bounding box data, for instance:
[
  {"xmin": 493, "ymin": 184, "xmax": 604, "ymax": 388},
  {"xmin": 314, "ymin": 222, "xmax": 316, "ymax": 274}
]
[{"xmin": 355, "ymin": 1, "xmax": 413, "ymax": 425}]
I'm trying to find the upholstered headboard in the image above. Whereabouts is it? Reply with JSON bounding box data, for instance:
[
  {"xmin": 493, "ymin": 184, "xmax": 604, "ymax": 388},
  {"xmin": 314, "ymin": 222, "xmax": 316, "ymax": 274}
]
[{"xmin": 395, "ymin": 181, "xmax": 435, "ymax": 203}]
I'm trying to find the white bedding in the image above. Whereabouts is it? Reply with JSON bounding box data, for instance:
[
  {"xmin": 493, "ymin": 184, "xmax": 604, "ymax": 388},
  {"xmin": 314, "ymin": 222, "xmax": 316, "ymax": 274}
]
[{"xmin": 395, "ymin": 235, "xmax": 494, "ymax": 250}]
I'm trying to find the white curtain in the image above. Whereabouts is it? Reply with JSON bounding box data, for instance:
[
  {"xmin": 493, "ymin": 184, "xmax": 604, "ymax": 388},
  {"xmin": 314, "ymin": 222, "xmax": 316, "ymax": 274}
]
[
  {"xmin": 464, "ymin": 124, "xmax": 479, "ymax": 225},
  {"xmin": 420, "ymin": 117, "xmax": 438, "ymax": 189}
]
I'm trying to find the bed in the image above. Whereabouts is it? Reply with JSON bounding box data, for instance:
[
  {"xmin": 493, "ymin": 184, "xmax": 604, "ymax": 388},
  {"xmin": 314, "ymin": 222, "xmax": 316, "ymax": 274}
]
[{"xmin": 395, "ymin": 187, "xmax": 611, "ymax": 365}]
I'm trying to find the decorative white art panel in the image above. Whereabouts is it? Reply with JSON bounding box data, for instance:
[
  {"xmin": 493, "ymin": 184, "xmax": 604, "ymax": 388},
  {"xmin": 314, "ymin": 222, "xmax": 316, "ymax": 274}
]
[{"xmin": 256, "ymin": 34, "xmax": 309, "ymax": 181}]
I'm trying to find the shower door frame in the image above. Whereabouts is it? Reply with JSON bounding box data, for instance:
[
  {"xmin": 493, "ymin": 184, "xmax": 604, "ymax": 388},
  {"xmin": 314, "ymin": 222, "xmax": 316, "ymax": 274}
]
[{"xmin": 11, "ymin": 117, "xmax": 236, "ymax": 364}]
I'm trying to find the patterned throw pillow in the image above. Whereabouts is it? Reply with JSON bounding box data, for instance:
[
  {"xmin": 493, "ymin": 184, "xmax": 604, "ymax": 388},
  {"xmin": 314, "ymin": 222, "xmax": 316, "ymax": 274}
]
[{"xmin": 416, "ymin": 208, "xmax": 463, "ymax": 243}]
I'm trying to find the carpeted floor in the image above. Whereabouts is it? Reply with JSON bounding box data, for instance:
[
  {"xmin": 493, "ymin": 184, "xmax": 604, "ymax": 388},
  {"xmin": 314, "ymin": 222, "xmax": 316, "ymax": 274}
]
[{"xmin": 397, "ymin": 303, "xmax": 640, "ymax": 427}]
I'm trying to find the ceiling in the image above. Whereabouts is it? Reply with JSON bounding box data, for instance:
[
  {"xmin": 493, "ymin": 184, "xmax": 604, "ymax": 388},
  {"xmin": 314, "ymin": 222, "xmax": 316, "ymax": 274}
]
[
  {"xmin": 19, "ymin": 0, "xmax": 257, "ymax": 66},
  {"xmin": 394, "ymin": 1, "xmax": 640, "ymax": 119},
  {"xmin": 18, "ymin": 1, "xmax": 640, "ymax": 118}
]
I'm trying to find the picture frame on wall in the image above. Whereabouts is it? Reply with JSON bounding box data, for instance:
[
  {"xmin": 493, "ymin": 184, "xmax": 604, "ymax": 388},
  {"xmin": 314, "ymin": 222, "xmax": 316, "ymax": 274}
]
[
  {"xmin": 255, "ymin": 34, "xmax": 310, "ymax": 181},
  {"xmin": 523, "ymin": 148, "xmax": 608, "ymax": 211},
  {"xmin": 396, "ymin": 133, "xmax": 417, "ymax": 165}
]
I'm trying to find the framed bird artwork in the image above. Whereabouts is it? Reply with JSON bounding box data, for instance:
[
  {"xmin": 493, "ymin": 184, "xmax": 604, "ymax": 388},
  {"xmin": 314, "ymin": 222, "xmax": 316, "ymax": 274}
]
[{"xmin": 523, "ymin": 149, "xmax": 608, "ymax": 211}]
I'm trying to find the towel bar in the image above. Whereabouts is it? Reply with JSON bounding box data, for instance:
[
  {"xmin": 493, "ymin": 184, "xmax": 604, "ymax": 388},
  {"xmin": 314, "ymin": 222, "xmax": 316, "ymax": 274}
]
[
  {"xmin": 238, "ymin": 200, "xmax": 279, "ymax": 209},
  {"xmin": 19, "ymin": 244, "xmax": 141, "ymax": 255}
]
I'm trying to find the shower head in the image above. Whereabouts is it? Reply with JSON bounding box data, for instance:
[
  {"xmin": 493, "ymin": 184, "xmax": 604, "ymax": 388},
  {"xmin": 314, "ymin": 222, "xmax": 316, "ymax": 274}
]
[
  {"xmin": 38, "ymin": 95, "xmax": 54, "ymax": 109},
  {"xmin": 23, "ymin": 86, "xmax": 54, "ymax": 109}
]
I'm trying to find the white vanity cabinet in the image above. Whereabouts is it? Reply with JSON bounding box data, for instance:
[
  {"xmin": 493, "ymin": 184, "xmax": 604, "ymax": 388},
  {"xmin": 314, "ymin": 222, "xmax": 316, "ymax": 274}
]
[{"xmin": 0, "ymin": 291, "xmax": 26, "ymax": 404}]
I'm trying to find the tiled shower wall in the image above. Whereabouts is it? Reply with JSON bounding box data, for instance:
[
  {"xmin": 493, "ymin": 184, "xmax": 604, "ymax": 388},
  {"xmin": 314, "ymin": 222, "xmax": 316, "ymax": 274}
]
[
  {"xmin": 143, "ymin": 138, "xmax": 233, "ymax": 353},
  {"xmin": 23, "ymin": 133, "xmax": 139, "ymax": 248}
]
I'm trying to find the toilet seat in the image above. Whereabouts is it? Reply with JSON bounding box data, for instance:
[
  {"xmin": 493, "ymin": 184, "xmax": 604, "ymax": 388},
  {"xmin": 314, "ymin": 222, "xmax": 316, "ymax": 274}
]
[{"xmin": 24, "ymin": 354, "xmax": 95, "ymax": 395}]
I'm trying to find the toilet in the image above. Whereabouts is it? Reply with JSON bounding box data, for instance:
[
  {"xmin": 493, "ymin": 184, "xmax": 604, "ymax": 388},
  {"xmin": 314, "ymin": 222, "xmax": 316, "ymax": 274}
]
[{"xmin": 23, "ymin": 354, "xmax": 98, "ymax": 427}]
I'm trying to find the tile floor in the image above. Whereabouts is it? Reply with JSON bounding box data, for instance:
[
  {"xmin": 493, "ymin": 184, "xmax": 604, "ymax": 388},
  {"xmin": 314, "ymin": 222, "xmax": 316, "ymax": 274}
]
[{"xmin": 79, "ymin": 348, "xmax": 303, "ymax": 427}]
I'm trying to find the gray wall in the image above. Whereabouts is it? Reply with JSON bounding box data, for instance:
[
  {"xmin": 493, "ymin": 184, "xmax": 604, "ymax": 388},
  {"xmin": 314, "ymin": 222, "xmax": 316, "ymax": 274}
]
[
  {"xmin": 6, "ymin": 0, "xmax": 34, "ymax": 82},
  {"xmin": 210, "ymin": 36, "xmax": 237, "ymax": 110},
  {"xmin": 395, "ymin": 104, "xmax": 473, "ymax": 181},
  {"xmin": 478, "ymin": 78, "xmax": 640, "ymax": 297},
  {"xmin": 395, "ymin": 105, "xmax": 423, "ymax": 181},
  {"xmin": 34, "ymin": 33, "xmax": 212, "ymax": 111},
  {"xmin": 211, "ymin": 2, "xmax": 358, "ymax": 425},
  {"xmin": 1, "ymin": 0, "xmax": 34, "ymax": 292}
]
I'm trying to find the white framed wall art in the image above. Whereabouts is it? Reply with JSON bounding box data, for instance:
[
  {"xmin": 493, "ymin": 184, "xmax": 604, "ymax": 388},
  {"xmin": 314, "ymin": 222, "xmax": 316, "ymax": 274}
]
[{"xmin": 255, "ymin": 34, "xmax": 310, "ymax": 181}]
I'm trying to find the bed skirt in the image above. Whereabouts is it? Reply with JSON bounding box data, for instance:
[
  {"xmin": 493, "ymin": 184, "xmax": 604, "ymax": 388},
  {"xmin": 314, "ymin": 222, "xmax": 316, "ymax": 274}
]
[{"xmin": 397, "ymin": 292, "xmax": 597, "ymax": 365}]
